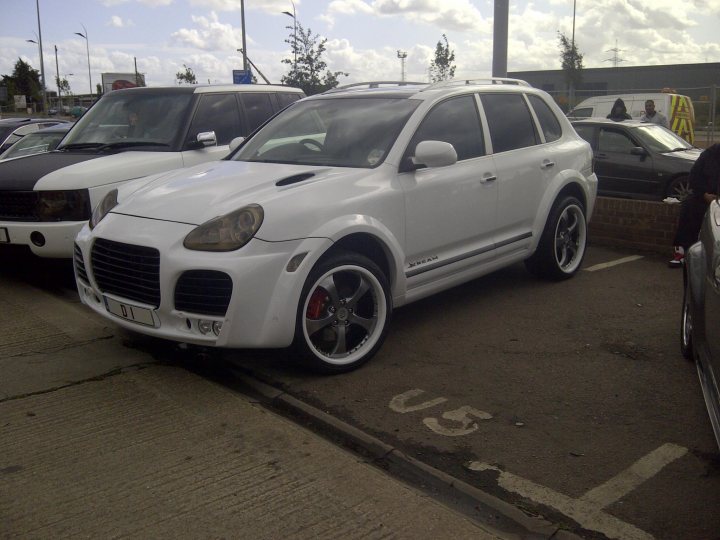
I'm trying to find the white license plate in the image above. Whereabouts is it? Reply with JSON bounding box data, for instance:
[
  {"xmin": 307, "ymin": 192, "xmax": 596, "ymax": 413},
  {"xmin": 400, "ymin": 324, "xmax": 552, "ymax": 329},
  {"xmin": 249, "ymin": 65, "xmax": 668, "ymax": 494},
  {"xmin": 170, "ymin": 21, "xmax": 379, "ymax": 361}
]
[
  {"xmin": 0, "ymin": 228, "xmax": 8, "ymax": 243},
  {"xmin": 104, "ymin": 296, "xmax": 155, "ymax": 327}
]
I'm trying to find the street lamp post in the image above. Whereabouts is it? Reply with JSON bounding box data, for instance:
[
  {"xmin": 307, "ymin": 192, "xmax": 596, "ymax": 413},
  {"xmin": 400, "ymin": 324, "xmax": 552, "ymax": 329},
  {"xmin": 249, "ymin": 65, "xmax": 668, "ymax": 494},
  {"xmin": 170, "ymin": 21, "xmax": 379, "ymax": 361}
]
[
  {"xmin": 240, "ymin": 0, "xmax": 248, "ymax": 72},
  {"xmin": 282, "ymin": 1, "xmax": 297, "ymax": 72},
  {"xmin": 32, "ymin": 0, "xmax": 48, "ymax": 114},
  {"xmin": 75, "ymin": 24, "xmax": 92, "ymax": 97},
  {"xmin": 397, "ymin": 50, "xmax": 407, "ymax": 82},
  {"xmin": 26, "ymin": 37, "xmax": 48, "ymax": 114},
  {"xmin": 54, "ymin": 45, "xmax": 60, "ymax": 111}
]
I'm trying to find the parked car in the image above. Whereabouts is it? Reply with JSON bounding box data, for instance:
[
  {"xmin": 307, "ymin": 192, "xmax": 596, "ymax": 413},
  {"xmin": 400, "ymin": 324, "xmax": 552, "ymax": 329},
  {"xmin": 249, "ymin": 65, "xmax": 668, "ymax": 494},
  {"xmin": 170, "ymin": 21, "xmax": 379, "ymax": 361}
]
[
  {"xmin": 571, "ymin": 118, "xmax": 701, "ymax": 201},
  {"xmin": 70, "ymin": 106, "xmax": 88, "ymax": 118},
  {"xmin": 0, "ymin": 118, "xmax": 71, "ymax": 153},
  {"xmin": 0, "ymin": 84, "xmax": 305, "ymax": 258},
  {"xmin": 0, "ymin": 123, "xmax": 72, "ymax": 161},
  {"xmin": 567, "ymin": 92, "xmax": 695, "ymax": 143},
  {"xmin": 681, "ymin": 199, "xmax": 720, "ymax": 449},
  {"xmin": 74, "ymin": 78, "xmax": 598, "ymax": 373}
]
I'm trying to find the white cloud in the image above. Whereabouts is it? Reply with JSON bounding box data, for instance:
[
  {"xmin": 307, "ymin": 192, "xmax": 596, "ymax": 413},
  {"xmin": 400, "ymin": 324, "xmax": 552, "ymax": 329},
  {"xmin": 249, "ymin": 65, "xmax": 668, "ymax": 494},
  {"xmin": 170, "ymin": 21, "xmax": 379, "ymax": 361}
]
[
  {"xmin": 188, "ymin": 0, "xmax": 301, "ymax": 12},
  {"xmin": 108, "ymin": 15, "xmax": 135, "ymax": 28},
  {"xmin": 170, "ymin": 11, "xmax": 252, "ymax": 51}
]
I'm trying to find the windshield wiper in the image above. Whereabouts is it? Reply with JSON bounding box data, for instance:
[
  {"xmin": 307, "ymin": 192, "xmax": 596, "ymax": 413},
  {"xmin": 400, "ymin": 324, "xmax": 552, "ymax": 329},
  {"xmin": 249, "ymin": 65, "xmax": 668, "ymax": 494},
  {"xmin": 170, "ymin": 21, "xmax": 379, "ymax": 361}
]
[
  {"xmin": 96, "ymin": 141, "xmax": 170, "ymax": 151},
  {"xmin": 665, "ymin": 147, "xmax": 691, "ymax": 153},
  {"xmin": 59, "ymin": 142, "xmax": 105, "ymax": 150}
]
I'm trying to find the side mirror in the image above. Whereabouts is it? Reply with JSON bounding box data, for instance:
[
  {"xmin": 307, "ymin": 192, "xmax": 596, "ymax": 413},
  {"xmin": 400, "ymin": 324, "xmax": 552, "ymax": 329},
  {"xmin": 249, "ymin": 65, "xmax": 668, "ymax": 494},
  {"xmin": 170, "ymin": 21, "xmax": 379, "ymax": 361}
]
[
  {"xmin": 413, "ymin": 140, "xmax": 457, "ymax": 169},
  {"xmin": 228, "ymin": 136, "xmax": 245, "ymax": 152},
  {"xmin": 197, "ymin": 131, "xmax": 217, "ymax": 147},
  {"xmin": 630, "ymin": 146, "xmax": 647, "ymax": 157}
]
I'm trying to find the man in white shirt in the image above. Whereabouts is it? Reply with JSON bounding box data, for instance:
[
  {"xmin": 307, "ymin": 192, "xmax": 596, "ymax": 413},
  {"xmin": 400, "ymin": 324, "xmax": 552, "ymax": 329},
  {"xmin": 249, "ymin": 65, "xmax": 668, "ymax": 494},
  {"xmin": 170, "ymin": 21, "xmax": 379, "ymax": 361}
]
[{"xmin": 640, "ymin": 99, "xmax": 669, "ymax": 128}]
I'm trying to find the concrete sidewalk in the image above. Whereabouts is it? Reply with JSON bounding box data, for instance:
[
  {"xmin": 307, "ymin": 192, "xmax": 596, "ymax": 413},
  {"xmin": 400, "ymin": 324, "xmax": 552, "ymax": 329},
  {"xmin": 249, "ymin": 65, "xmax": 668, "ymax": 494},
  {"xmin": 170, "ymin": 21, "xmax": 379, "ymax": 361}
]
[{"xmin": 0, "ymin": 277, "xmax": 552, "ymax": 539}]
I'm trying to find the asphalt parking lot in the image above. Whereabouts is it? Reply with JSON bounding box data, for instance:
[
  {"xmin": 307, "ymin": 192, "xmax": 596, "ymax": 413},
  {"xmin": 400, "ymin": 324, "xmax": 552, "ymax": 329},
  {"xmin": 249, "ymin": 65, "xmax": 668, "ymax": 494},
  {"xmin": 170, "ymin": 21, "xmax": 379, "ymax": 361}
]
[{"xmin": 2, "ymin": 243, "xmax": 719, "ymax": 540}]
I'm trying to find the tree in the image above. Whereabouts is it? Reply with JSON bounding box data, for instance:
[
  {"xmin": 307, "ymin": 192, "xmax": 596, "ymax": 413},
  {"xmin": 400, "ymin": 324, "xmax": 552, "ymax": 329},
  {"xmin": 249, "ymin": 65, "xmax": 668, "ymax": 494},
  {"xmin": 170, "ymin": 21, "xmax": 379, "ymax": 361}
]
[
  {"xmin": 56, "ymin": 76, "xmax": 71, "ymax": 96},
  {"xmin": 429, "ymin": 34, "xmax": 456, "ymax": 83},
  {"xmin": 4, "ymin": 58, "xmax": 42, "ymax": 105},
  {"xmin": 281, "ymin": 22, "xmax": 347, "ymax": 96},
  {"xmin": 176, "ymin": 64, "xmax": 197, "ymax": 85},
  {"xmin": 558, "ymin": 32, "xmax": 583, "ymax": 108}
]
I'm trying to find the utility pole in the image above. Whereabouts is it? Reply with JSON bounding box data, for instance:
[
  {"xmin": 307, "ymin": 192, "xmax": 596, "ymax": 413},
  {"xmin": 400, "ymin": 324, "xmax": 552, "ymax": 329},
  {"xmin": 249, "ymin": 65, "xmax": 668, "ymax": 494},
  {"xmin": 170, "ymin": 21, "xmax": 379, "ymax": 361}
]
[
  {"xmin": 397, "ymin": 50, "xmax": 407, "ymax": 82},
  {"xmin": 492, "ymin": 0, "xmax": 508, "ymax": 77},
  {"xmin": 240, "ymin": 0, "xmax": 248, "ymax": 72},
  {"xmin": 604, "ymin": 39, "xmax": 626, "ymax": 68},
  {"xmin": 35, "ymin": 0, "xmax": 48, "ymax": 113},
  {"xmin": 54, "ymin": 45, "xmax": 60, "ymax": 111}
]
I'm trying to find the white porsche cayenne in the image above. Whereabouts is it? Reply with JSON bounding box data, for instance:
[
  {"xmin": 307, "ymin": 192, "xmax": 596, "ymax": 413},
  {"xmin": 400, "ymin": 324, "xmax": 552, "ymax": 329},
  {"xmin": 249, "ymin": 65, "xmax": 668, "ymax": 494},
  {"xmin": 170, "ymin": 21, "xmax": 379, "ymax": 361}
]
[{"xmin": 75, "ymin": 79, "xmax": 598, "ymax": 373}]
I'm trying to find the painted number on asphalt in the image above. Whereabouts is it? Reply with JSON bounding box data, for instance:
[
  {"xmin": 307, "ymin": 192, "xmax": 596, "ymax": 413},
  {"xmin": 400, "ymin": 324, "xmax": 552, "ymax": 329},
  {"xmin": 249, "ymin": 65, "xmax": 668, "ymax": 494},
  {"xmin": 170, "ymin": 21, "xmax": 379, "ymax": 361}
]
[{"xmin": 389, "ymin": 389, "xmax": 493, "ymax": 437}]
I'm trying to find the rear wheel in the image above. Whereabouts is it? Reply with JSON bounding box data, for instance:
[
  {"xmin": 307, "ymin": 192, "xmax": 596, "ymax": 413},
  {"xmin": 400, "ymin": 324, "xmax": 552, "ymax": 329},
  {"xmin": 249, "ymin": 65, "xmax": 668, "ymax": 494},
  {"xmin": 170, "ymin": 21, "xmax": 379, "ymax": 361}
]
[
  {"xmin": 525, "ymin": 196, "xmax": 587, "ymax": 280},
  {"xmin": 294, "ymin": 251, "xmax": 391, "ymax": 374},
  {"xmin": 667, "ymin": 175, "xmax": 691, "ymax": 202}
]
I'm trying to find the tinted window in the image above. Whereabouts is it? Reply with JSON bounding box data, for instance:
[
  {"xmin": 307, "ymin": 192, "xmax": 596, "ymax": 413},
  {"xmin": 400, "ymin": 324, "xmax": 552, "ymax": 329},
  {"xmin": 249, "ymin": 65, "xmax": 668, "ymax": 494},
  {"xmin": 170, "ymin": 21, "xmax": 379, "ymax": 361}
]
[
  {"xmin": 570, "ymin": 107, "xmax": 592, "ymax": 118},
  {"xmin": 598, "ymin": 129, "xmax": 636, "ymax": 153},
  {"xmin": 188, "ymin": 93, "xmax": 241, "ymax": 145},
  {"xmin": 480, "ymin": 94, "xmax": 538, "ymax": 153},
  {"xmin": 242, "ymin": 93, "xmax": 275, "ymax": 133},
  {"xmin": 407, "ymin": 95, "xmax": 484, "ymax": 161},
  {"xmin": 573, "ymin": 125, "xmax": 595, "ymax": 147},
  {"xmin": 277, "ymin": 93, "xmax": 302, "ymax": 108},
  {"xmin": 528, "ymin": 95, "xmax": 562, "ymax": 142}
]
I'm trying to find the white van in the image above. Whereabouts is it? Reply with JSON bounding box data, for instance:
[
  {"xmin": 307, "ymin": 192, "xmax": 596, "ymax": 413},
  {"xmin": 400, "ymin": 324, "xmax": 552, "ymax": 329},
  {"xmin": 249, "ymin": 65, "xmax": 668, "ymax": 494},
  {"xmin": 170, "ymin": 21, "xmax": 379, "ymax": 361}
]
[{"xmin": 568, "ymin": 93, "xmax": 695, "ymax": 143}]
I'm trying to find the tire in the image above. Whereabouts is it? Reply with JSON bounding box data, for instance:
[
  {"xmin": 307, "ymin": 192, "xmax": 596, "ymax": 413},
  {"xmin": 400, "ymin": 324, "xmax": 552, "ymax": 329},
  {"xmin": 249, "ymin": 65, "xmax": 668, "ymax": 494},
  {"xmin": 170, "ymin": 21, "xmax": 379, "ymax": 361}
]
[
  {"xmin": 293, "ymin": 251, "xmax": 391, "ymax": 374},
  {"xmin": 525, "ymin": 196, "xmax": 587, "ymax": 280},
  {"xmin": 680, "ymin": 271, "xmax": 694, "ymax": 360},
  {"xmin": 667, "ymin": 175, "xmax": 691, "ymax": 202}
]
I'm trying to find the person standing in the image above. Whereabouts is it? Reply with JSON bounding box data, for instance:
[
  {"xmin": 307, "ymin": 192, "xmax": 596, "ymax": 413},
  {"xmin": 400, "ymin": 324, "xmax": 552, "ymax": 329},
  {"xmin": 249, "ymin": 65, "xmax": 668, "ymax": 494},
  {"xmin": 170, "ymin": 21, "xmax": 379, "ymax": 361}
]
[
  {"xmin": 669, "ymin": 143, "xmax": 720, "ymax": 267},
  {"xmin": 640, "ymin": 99, "xmax": 669, "ymax": 128},
  {"xmin": 606, "ymin": 98, "xmax": 632, "ymax": 121}
]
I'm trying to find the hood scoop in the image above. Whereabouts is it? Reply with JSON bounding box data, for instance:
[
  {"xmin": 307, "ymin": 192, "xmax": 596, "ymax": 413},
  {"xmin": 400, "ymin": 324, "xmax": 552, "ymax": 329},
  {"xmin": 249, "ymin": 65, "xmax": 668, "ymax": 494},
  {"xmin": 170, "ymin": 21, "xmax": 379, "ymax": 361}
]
[{"xmin": 276, "ymin": 172, "xmax": 315, "ymax": 187}]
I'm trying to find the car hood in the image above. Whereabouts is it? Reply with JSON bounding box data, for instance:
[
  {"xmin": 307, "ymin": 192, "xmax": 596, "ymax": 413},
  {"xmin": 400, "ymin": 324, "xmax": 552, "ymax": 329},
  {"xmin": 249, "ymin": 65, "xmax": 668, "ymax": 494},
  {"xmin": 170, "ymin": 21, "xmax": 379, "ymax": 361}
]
[
  {"xmin": 0, "ymin": 150, "xmax": 184, "ymax": 191},
  {"xmin": 660, "ymin": 148, "xmax": 702, "ymax": 161},
  {"xmin": 115, "ymin": 160, "xmax": 368, "ymax": 225}
]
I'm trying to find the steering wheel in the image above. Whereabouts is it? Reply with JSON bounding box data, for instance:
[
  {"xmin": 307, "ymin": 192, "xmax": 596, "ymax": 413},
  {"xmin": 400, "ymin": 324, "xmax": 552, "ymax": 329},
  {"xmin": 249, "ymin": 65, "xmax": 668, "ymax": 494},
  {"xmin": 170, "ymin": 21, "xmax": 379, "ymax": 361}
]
[{"xmin": 299, "ymin": 138, "xmax": 324, "ymax": 152}]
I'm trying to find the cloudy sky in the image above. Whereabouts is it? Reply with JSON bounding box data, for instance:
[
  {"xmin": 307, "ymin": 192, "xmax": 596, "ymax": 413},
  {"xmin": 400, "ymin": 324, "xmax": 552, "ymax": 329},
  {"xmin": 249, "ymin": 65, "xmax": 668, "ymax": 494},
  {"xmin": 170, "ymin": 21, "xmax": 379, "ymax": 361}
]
[{"xmin": 2, "ymin": 0, "xmax": 719, "ymax": 94}]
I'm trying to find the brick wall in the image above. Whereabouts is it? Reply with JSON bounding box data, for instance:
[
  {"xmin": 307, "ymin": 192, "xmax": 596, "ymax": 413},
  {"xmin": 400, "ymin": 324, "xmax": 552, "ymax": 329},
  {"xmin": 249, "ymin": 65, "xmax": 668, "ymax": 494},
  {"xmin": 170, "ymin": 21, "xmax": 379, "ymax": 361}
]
[{"xmin": 588, "ymin": 196, "xmax": 681, "ymax": 254}]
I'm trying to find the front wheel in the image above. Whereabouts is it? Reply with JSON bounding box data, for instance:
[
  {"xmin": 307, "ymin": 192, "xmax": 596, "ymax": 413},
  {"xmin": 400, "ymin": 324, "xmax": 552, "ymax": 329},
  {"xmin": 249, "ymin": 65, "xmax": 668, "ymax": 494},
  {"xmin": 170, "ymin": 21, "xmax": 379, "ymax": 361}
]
[
  {"xmin": 525, "ymin": 196, "xmax": 587, "ymax": 280},
  {"xmin": 294, "ymin": 251, "xmax": 391, "ymax": 374},
  {"xmin": 667, "ymin": 175, "xmax": 691, "ymax": 202}
]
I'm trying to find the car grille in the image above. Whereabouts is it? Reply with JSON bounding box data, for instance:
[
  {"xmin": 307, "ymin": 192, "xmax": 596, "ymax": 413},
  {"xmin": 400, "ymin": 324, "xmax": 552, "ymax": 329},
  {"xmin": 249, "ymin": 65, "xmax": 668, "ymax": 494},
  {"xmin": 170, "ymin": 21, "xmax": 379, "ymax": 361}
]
[
  {"xmin": 174, "ymin": 270, "xmax": 233, "ymax": 316},
  {"xmin": 0, "ymin": 191, "xmax": 40, "ymax": 221},
  {"xmin": 90, "ymin": 238, "xmax": 161, "ymax": 307},
  {"xmin": 74, "ymin": 243, "xmax": 89, "ymax": 284}
]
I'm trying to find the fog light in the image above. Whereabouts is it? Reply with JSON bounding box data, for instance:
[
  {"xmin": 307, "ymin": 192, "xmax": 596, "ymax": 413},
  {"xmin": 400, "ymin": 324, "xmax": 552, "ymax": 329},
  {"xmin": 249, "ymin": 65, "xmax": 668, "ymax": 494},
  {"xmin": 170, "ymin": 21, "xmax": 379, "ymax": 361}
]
[
  {"xmin": 212, "ymin": 321, "xmax": 223, "ymax": 336},
  {"xmin": 198, "ymin": 320, "xmax": 212, "ymax": 335},
  {"xmin": 30, "ymin": 231, "xmax": 46, "ymax": 247}
]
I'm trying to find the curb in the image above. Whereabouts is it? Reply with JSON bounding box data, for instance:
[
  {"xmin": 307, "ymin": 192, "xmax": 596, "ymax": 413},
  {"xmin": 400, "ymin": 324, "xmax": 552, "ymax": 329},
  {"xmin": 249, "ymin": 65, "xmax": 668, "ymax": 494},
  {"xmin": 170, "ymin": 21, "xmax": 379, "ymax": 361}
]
[{"xmin": 230, "ymin": 367, "xmax": 584, "ymax": 540}]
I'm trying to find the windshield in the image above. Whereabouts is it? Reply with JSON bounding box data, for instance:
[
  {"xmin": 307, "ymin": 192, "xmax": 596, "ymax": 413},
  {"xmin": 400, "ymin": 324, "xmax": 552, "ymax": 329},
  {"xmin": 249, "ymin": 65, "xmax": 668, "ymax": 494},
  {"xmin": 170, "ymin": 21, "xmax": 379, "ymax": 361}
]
[
  {"xmin": 1, "ymin": 130, "xmax": 67, "ymax": 159},
  {"xmin": 59, "ymin": 92, "xmax": 193, "ymax": 151},
  {"xmin": 634, "ymin": 124, "xmax": 693, "ymax": 153},
  {"xmin": 234, "ymin": 97, "xmax": 420, "ymax": 168}
]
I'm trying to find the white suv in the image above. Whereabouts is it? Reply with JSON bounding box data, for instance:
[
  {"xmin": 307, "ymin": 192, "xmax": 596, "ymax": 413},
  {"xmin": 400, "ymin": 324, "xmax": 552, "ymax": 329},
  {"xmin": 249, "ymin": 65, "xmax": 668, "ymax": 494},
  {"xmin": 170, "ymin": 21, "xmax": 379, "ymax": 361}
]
[
  {"xmin": 75, "ymin": 79, "xmax": 597, "ymax": 373},
  {"xmin": 0, "ymin": 84, "xmax": 304, "ymax": 258}
]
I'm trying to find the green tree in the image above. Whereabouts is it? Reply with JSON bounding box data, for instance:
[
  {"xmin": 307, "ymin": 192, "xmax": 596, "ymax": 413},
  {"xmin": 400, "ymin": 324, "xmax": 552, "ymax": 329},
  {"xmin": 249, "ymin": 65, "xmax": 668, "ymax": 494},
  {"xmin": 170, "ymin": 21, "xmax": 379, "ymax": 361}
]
[
  {"xmin": 429, "ymin": 34, "xmax": 456, "ymax": 83},
  {"xmin": 558, "ymin": 31, "xmax": 583, "ymax": 108},
  {"xmin": 56, "ymin": 76, "xmax": 71, "ymax": 96},
  {"xmin": 4, "ymin": 58, "xmax": 42, "ymax": 106},
  {"xmin": 176, "ymin": 64, "xmax": 197, "ymax": 85},
  {"xmin": 281, "ymin": 22, "xmax": 347, "ymax": 95}
]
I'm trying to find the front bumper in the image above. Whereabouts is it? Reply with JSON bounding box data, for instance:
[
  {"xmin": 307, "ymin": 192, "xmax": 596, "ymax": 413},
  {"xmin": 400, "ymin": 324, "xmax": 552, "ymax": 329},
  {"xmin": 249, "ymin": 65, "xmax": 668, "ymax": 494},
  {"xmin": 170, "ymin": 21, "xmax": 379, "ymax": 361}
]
[
  {"xmin": 0, "ymin": 220, "xmax": 85, "ymax": 258},
  {"xmin": 75, "ymin": 213, "xmax": 332, "ymax": 348}
]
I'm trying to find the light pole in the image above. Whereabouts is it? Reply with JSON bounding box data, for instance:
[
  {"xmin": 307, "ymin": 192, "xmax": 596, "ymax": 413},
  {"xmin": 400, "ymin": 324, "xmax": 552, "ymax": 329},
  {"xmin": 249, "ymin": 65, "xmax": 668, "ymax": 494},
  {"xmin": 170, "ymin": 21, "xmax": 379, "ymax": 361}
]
[
  {"xmin": 54, "ymin": 45, "xmax": 60, "ymax": 111},
  {"xmin": 75, "ymin": 24, "xmax": 92, "ymax": 97},
  {"xmin": 282, "ymin": 1, "xmax": 297, "ymax": 73},
  {"xmin": 397, "ymin": 50, "xmax": 407, "ymax": 82},
  {"xmin": 240, "ymin": 0, "xmax": 248, "ymax": 72},
  {"xmin": 26, "ymin": 37, "xmax": 48, "ymax": 114},
  {"xmin": 32, "ymin": 0, "xmax": 48, "ymax": 114}
]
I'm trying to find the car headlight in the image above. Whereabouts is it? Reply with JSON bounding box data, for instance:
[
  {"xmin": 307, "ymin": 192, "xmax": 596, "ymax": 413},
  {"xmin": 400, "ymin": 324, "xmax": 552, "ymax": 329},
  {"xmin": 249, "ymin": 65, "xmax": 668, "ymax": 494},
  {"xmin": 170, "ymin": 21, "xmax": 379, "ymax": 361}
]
[
  {"xmin": 184, "ymin": 205, "xmax": 264, "ymax": 251},
  {"xmin": 36, "ymin": 190, "xmax": 91, "ymax": 222},
  {"xmin": 89, "ymin": 189, "xmax": 119, "ymax": 230}
]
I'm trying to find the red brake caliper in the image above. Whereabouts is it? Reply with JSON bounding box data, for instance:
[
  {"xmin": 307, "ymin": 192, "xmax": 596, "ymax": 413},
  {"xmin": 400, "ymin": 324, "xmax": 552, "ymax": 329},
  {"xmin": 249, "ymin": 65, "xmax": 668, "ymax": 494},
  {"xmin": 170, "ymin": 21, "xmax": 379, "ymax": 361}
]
[{"xmin": 306, "ymin": 288, "xmax": 329, "ymax": 319}]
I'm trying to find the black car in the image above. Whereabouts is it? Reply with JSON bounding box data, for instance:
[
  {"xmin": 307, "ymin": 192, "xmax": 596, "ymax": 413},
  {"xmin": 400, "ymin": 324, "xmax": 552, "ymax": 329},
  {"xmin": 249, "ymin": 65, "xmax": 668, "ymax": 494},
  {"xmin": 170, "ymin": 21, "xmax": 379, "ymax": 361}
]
[
  {"xmin": 681, "ymin": 199, "xmax": 720, "ymax": 449},
  {"xmin": 0, "ymin": 118, "xmax": 70, "ymax": 153},
  {"xmin": 571, "ymin": 118, "xmax": 701, "ymax": 201}
]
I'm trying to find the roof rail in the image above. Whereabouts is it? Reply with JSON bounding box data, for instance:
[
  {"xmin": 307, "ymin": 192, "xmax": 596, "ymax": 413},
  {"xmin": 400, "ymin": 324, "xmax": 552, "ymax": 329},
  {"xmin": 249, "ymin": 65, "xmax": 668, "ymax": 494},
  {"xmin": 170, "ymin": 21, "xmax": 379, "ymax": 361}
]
[
  {"xmin": 421, "ymin": 77, "xmax": 531, "ymax": 91},
  {"xmin": 322, "ymin": 81, "xmax": 427, "ymax": 94}
]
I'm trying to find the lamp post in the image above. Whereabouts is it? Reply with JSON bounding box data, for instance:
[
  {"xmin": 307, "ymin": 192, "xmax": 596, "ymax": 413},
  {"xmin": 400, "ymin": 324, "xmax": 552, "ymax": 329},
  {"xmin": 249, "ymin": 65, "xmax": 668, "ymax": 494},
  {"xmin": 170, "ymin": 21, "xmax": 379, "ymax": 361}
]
[
  {"xmin": 240, "ymin": 0, "xmax": 248, "ymax": 72},
  {"xmin": 74, "ymin": 24, "xmax": 92, "ymax": 97},
  {"xmin": 282, "ymin": 1, "xmax": 297, "ymax": 72},
  {"xmin": 54, "ymin": 45, "xmax": 60, "ymax": 111},
  {"xmin": 26, "ymin": 37, "xmax": 48, "ymax": 114}
]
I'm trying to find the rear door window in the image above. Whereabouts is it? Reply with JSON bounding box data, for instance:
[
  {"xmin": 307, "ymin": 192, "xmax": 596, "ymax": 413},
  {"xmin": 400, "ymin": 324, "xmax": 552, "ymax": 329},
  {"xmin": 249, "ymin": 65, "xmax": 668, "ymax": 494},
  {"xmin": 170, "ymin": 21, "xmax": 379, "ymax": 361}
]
[
  {"xmin": 241, "ymin": 93, "xmax": 275, "ymax": 133},
  {"xmin": 480, "ymin": 93, "xmax": 539, "ymax": 153},
  {"xmin": 598, "ymin": 128, "xmax": 637, "ymax": 153},
  {"xmin": 187, "ymin": 93, "xmax": 242, "ymax": 146},
  {"xmin": 277, "ymin": 93, "xmax": 302, "ymax": 109}
]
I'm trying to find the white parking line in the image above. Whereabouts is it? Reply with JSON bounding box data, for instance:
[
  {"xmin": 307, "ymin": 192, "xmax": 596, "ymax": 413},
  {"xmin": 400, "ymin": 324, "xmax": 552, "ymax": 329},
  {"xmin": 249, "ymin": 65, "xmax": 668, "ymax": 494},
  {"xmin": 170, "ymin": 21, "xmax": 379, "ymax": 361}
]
[
  {"xmin": 584, "ymin": 255, "xmax": 644, "ymax": 272},
  {"xmin": 467, "ymin": 443, "xmax": 687, "ymax": 540}
]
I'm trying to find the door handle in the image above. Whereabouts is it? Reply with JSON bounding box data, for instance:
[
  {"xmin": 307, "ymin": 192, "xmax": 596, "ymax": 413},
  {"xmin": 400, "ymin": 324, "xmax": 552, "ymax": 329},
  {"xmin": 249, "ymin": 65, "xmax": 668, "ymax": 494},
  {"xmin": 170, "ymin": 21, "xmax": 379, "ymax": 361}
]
[
  {"xmin": 480, "ymin": 174, "xmax": 497, "ymax": 183},
  {"xmin": 541, "ymin": 160, "xmax": 555, "ymax": 169}
]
